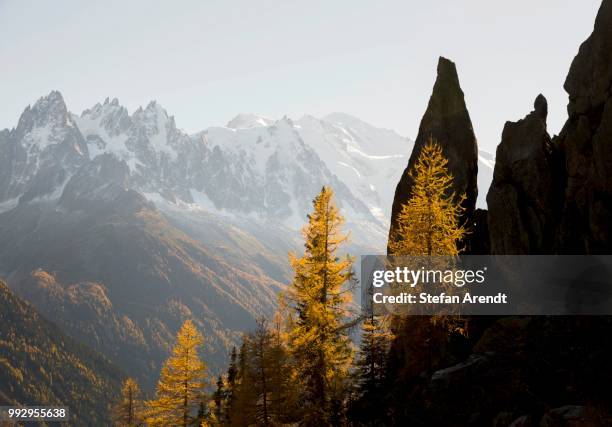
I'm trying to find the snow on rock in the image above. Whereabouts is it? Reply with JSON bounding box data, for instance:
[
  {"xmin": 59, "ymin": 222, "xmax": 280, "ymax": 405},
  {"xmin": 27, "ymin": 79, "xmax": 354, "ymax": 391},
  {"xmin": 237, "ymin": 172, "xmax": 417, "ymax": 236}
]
[
  {"xmin": 295, "ymin": 113, "xmax": 410, "ymax": 224},
  {"xmin": 131, "ymin": 101, "xmax": 179, "ymax": 160},
  {"xmin": 0, "ymin": 91, "xmax": 88, "ymax": 208},
  {"xmin": 72, "ymin": 97, "xmax": 131, "ymax": 160},
  {"xmin": 198, "ymin": 117, "xmax": 375, "ymax": 228},
  {"xmin": 1, "ymin": 91, "xmax": 494, "ymax": 236},
  {"xmin": 226, "ymin": 113, "xmax": 274, "ymax": 129}
]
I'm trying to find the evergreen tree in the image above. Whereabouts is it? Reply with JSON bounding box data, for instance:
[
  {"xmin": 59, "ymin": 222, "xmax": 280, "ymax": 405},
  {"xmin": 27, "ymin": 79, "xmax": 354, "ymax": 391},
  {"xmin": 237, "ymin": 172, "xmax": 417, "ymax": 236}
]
[
  {"xmin": 113, "ymin": 377, "xmax": 143, "ymax": 426},
  {"xmin": 196, "ymin": 400, "xmax": 207, "ymax": 426},
  {"xmin": 223, "ymin": 347, "xmax": 238, "ymax": 424},
  {"xmin": 247, "ymin": 319, "xmax": 273, "ymax": 425},
  {"xmin": 230, "ymin": 341, "xmax": 257, "ymax": 426},
  {"xmin": 348, "ymin": 312, "xmax": 393, "ymax": 425},
  {"xmin": 212, "ymin": 375, "xmax": 224, "ymax": 422},
  {"xmin": 269, "ymin": 306, "xmax": 297, "ymax": 423},
  {"xmin": 198, "ymin": 400, "xmax": 218, "ymax": 427},
  {"xmin": 285, "ymin": 186, "xmax": 355, "ymax": 425},
  {"xmin": 224, "ymin": 313, "xmax": 298, "ymax": 425},
  {"xmin": 358, "ymin": 314, "xmax": 392, "ymax": 394},
  {"xmin": 145, "ymin": 320, "xmax": 207, "ymax": 427}
]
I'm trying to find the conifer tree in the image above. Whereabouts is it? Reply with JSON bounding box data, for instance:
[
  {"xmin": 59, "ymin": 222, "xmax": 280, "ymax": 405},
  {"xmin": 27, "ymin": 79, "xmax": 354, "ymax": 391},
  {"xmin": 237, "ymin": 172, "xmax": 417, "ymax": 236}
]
[
  {"xmin": 389, "ymin": 138, "xmax": 466, "ymax": 257},
  {"xmin": 386, "ymin": 138, "xmax": 468, "ymax": 389},
  {"xmin": 348, "ymin": 311, "xmax": 393, "ymax": 424},
  {"xmin": 223, "ymin": 347, "xmax": 238, "ymax": 424},
  {"xmin": 247, "ymin": 319, "xmax": 273, "ymax": 425},
  {"xmin": 196, "ymin": 400, "xmax": 207, "ymax": 426},
  {"xmin": 224, "ymin": 313, "xmax": 298, "ymax": 425},
  {"xmin": 230, "ymin": 341, "xmax": 257, "ymax": 426},
  {"xmin": 145, "ymin": 320, "xmax": 207, "ymax": 427},
  {"xmin": 269, "ymin": 306, "xmax": 296, "ymax": 423},
  {"xmin": 390, "ymin": 139, "xmax": 469, "ymax": 322},
  {"xmin": 198, "ymin": 401, "xmax": 218, "ymax": 427},
  {"xmin": 285, "ymin": 186, "xmax": 355, "ymax": 425},
  {"xmin": 212, "ymin": 375, "xmax": 224, "ymax": 422},
  {"xmin": 113, "ymin": 377, "xmax": 143, "ymax": 426},
  {"xmin": 389, "ymin": 138, "xmax": 468, "ymax": 324},
  {"xmin": 357, "ymin": 313, "xmax": 392, "ymax": 396}
]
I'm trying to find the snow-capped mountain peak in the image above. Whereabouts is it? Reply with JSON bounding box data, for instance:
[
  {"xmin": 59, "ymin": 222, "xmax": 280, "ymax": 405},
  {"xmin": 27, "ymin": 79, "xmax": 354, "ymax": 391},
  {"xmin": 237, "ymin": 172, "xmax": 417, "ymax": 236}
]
[
  {"xmin": 131, "ymin": 101, "xmax": 179, "ymax": 159},
  {"xmin": 24, "ymin": 91, "xmax": 69, "ymax": 126},
  {"xmin": 293, "ymin": 113, "xmax": 409, "ymax": 222},
  {"xmin": 0, "ymin": 91, "xmax": 88, "ymax": 205},
  {"xmin": 226, "ymin": 113, "xmax": 274, "ymax": 130},
  {"xmin": 15, "ymin": 91, "xmax": 79, "ymax": 150},
  {"xmin": 72, "ymin": 98, "xmax": 187, "ymax": 169}
]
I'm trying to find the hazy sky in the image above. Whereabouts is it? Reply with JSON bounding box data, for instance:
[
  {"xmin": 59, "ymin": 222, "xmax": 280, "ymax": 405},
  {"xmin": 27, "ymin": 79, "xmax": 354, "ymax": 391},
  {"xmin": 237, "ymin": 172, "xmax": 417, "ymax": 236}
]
[{"xmin": 0, "ymin": 0, "xmax": 602, "ymax": 152}]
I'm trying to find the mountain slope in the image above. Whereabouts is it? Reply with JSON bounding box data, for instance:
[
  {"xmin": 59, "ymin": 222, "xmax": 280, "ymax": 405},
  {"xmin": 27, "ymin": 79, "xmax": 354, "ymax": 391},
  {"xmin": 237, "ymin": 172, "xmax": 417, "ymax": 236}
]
[
  {"xmin": 0, "ymin": 280, "xmax": 124, "ymax": 426},
  {"xmin": 0, "ymin": 164, "xmax": 285, "ymax": 389}
]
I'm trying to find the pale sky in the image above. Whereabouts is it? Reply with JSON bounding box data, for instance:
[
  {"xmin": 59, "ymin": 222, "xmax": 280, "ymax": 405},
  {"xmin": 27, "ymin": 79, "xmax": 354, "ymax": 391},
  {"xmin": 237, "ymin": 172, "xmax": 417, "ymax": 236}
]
[{"xmin": 0, "ymin": 0, "xmax": 602, "ymax": 152}]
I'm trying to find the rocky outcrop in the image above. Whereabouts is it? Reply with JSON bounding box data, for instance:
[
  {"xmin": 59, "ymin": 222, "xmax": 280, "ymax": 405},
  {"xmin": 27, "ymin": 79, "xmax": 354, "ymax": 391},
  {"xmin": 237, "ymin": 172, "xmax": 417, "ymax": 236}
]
[
  {"xmin": 486, "ymin": 1, "xmax": 612, "ymax": 255},
  {"xmin": 388, "ymin": 57, "xmax": 478, "ymax": 252},
  {"xmin": 58, "ymin": 153, "xmax": 141, "ymax": 214},
  {"xmin": 487, "ymin": 95, "xmax": 557, "ymax": 254},
  {"xmin": 410, "ymin": 316, "xmax": 612, "ymax": 425},
  {"xmin": 554, "ymin": 0, "xmax": 612, "ymax": 253},
  {"xmin": 382, "ymin": 3, "xmax": 612, "ymax": 426}
]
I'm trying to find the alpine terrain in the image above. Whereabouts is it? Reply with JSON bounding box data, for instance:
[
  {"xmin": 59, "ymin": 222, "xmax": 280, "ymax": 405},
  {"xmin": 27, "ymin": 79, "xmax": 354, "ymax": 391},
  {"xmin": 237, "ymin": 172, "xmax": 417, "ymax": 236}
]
[{"xmin": 0, "ymin": 91, "xmax": 494, "ymax": 391}]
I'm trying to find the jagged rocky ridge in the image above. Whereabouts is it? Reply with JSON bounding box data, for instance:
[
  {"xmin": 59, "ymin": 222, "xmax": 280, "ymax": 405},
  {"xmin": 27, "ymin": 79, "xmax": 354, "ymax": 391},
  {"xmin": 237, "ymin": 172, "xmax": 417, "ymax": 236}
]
[
  {"xmin": 0, "ymin": 94, "xmax": 415, "ymax": 233},
  {"xmin": 0, "ymin": 92, "xmax": 88, "ymax": 204},
  {"xmin": 385, "ymin": 1, "xmax": 612, "ymax": 424},
  {"xmin": 487, "ymin": 0, "xmax": 612, "ymax": 255},
  {"xmin": 390, "ymin": 1, "xmax": 612, "ymax": 257},
  {"xmin": 487, "ymin": 94, "xmax": 557, "ymax": 255},
  {"xmin": 554, "ymin": 0, "xmax": 612, "ymax": 254}
]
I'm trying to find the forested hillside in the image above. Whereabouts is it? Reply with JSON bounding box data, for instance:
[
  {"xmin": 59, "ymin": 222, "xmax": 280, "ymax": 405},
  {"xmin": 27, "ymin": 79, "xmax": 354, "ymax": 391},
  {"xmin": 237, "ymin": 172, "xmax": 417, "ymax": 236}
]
[{"xmin": 0, "ymin": 280, "xmax": 124, "ymax": 426}]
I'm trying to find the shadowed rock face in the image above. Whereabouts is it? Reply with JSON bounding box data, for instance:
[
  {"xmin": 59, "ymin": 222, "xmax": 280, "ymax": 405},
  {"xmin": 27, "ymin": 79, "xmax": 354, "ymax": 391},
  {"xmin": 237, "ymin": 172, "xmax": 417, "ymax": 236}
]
[
  {"xmin": 382, "ymin": 4, "xmax": 612, "ymax": 425},
  {"xmin": 387, "ymin": 57, "xmax": 478, "ymax": 253},
  {"xmin": 554, "ymin": 0, "xmax": 612, "ymax": 253},
  {"xmin": 487, "ymin": 95, "xmax": 557, "ymax": 254},
  {"xmin": 486, "ymin": 1, "xmax": 612, "ymax": 255}
]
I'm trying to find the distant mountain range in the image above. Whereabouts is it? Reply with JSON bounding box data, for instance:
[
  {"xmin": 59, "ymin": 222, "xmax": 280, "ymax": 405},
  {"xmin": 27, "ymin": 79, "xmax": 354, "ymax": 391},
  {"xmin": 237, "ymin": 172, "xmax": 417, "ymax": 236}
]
[{"xmin": 0, "ymin": 92, "xmax": 493, "ymax": 225}]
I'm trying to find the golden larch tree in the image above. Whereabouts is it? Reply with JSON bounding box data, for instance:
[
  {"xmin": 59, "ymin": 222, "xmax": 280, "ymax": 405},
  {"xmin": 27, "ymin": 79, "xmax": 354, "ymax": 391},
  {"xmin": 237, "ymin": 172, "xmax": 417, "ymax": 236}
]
[
  {"xmin": 285, "ymin": 186, "xmax": 354, "ymax": 425},
  {"xmin": 389, "ymin": 138, "xmax": 466, "ymax": 256},
  {"xmin": 145, "ymin": 320, "xmax": 207, "ymax": 427},
  {"xmin": 113, "ymin": 377, "xmax": 143, "ymax": 426},
  {"xmin": 387, "ymin": 138, "xmax": 468, "ymax": 384}
]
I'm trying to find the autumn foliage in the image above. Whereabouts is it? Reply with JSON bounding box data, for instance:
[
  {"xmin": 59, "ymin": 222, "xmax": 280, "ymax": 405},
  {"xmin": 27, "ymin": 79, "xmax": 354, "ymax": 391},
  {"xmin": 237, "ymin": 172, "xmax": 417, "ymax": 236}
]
[
  {"xmin": 389, "ymin": 138, "xmax": 466, "ymax": 256},
  {"xmin": 145, "ymin": 320, "xmax": 207, "ymax": 426},
  {"xmin": 112, "ymin": 158, "xmax": 468, "ymax": 425}
]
